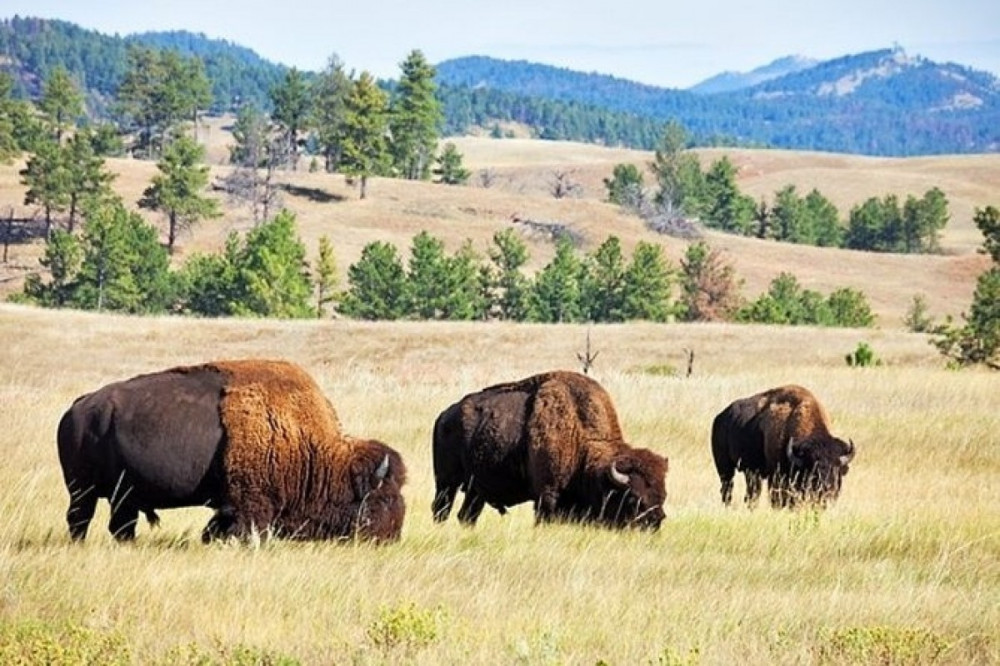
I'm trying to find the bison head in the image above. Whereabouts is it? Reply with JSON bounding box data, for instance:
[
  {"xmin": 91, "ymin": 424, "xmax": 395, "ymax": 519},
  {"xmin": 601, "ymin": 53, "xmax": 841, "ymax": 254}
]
[
  {"xmin": 786, "ymin": 436, "xmax": 855, "ymax": 506},
  {"xmin": 348, "ymin": 441, "xmax": 408, "ymax": 542},
  {"xmin": 599, "ymin": 448, "xmax": 668, "ymax": 530}
]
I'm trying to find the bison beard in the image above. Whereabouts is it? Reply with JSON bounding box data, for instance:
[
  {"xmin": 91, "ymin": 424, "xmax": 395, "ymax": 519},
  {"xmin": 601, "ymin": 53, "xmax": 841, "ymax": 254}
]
[
  {"xmin": 56, "ymin": 359, "xmax": 406, "ymax": 543},
  {"xmin": 432, "ymin": 371, "xmax": 668, "ymax": 530},
  {"xmin": 711, "ymin": 384, "xmax": 856, "ymax": 509}
]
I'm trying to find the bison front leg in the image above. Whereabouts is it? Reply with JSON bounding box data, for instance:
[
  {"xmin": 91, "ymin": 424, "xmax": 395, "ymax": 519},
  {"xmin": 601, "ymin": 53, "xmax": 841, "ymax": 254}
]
[
  {"xmin": 534, "ymin": 488, "xmax": 560, "ymax": 523},
  {"xmin": 744, "ymin": 471, "xmax": 763, "ymax": 509},
  {"xmin": 432, "ymin": 484, "xmax": 459, "ymax": 523}
]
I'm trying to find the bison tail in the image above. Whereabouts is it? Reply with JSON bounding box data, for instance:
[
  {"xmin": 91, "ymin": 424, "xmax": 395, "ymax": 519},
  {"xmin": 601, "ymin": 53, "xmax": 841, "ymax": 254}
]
[{"xmin": 144, "ymin": 509, "xmax": 161, "ymax": 528}]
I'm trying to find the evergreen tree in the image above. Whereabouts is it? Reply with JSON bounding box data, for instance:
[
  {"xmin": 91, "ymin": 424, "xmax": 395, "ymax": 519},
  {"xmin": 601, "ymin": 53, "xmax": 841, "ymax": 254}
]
[
  {"xmin": 176, "ymin": 247, "xmax": 239, "ymax": 317},
  {"xmin": 20, "ymin": 137, "xmax": 70, "ymax": 237},
  {"xmin": 311, "ymin": 55, "xmax": 352, "ymax": 173},
  {"xmin": 20, "ymin": 229, "xmax": 81, "ymax": 307},
  {"xmin": 63, "ymin": 128, "xmax": 116, "ymax": 232},
  {"xmin": 389, "ymin": 50, "xmax": 442, "ymax": 180},
  {"xmin": 579, "ymin": 236, "xmax": 627, "ymax": 322},
  {"xmin": 702, "ymin": 156, "xmax": 755, "ymax": 234},
  {"xmin": 341, "ymin": 72, "xmax": 390, "ymax": 200},
  {"xmin": 139, "ymin": 135, "xmax": 220, "ymax": 253},
  {"xmin": 530, "ymin": 236, "xmax": 582, "ymax": 322},
  {"xmin": 485, "ymin": 228, "xmax": 531, "ymax": 320},
  {"xmin": 0, "ymin": 73, "xmax": 19, "ymax": 163},
  {"xmin": 621, "ymin": 240, "xmax": 675, "ymax": 321},
  {"xmin": 39, "ymin": 65, "xmax": 84, "ymax": 142},
  {"xmin": 803, "ymin": 188, "xmax": 843, "ymax": 247},
  {"xmin": 315, "ymin": 235, "xmax": 339, "ymax": 318},
  {"xmin": 230, "ymin": 210, "xmax": 314, "ymax": 318},
  {"xmin": 73, "ymin": 197, "xmax": 173, "ymax": 313},
  {"xmin": 844, "ymin": 197, "xmax": 884, "ymax": 251},
  {"xmin": 443, "ymin": 240, "xmax": 487, "ymax": 320},
  {"xmin": 679, "ymin": 241, "xmax": 743, "ymax": 322},
  {"xmin": 603, "ymin": 163, "xmax": 645, "ymax": 208},
  {"xmin": 826, "ymin": 287, "xmax": 875, "ymax": 327},
  {"xmin": 933, "ymin": 206, "xmax": 1000, "ymax": 369},
  {"xmin": 407, "ymin": 230, "xmax": 451, "ymax": 318},
  {"xmin": 340, "ymin": 241, "xmax": 408, "ymax": 320},
  {"xmin": 433, "ymin": 142, "xmax": 470, "ymax": 185},
  {"xmin": 270, "ymin": 67, "xmax": 311, "ymax": 171},
  {"xmin": 902, "ymin": 187, "xmax": 948, "ymax": 253}
]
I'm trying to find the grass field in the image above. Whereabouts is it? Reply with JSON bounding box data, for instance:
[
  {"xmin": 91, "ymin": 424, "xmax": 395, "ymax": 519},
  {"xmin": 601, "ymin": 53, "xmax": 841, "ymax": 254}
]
[{"xmin": 1, "ymin": 304, "xmax": 998, "ymax": 664}]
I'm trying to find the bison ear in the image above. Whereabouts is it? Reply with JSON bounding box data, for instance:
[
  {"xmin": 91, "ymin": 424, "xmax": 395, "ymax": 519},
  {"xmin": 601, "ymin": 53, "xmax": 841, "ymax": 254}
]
[
  {"xmin": 786, "ymin": 437, "xmax": 806, "ymax": 468},
  {"xmin": 609, "ymin": 460, "xmax": 630, "ymax": 487}
]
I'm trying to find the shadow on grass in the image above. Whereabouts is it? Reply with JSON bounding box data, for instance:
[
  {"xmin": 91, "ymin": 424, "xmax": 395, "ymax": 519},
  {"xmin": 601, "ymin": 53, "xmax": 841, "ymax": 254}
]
[{"xmin": 280, "ymin": 184, "xmax": 346, "ymax": 204}]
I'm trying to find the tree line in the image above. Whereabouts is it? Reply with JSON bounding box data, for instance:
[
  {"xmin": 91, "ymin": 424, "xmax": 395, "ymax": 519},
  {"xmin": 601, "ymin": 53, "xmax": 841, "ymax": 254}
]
[{"xmin": 606, "ymin": 121, "xmax": 950, "ymax": 254}]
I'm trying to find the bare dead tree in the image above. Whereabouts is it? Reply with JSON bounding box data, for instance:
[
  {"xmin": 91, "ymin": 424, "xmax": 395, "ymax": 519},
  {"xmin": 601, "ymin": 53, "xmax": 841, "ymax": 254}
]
[
  {"xmin": 2, "ymin": 207, "xmax": 12, "ymax": 264},
  {"xmin": 478, "ymin": 168, "xmax": 499, "ymax": 188},
  {"xmin": 549, "ymin": 169, "xmax": 583, "ymax": 199},
  {"xmin": 577, "ymin": 328, "xmax": 600, "ymax": 375},
  {"xmin": 683, "ymin": 348, "xmax": 695, "ymax": 378}
]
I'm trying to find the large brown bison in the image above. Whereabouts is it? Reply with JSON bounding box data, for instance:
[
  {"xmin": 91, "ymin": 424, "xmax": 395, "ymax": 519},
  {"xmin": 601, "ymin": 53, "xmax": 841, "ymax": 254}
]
[
  {"xmin": 432, "ymin": 370, "xmax": 668, "ymax": 529},
  {"xmin": 711, "ymin": 384, "xmax": 855, "ymax": 508},
  {"xmin": 57, "ymin": 359, "xmax": 406, "ymax": 543}
]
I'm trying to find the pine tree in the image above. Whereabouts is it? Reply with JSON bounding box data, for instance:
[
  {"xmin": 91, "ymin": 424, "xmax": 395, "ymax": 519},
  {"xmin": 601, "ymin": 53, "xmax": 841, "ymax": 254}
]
[
  {"xmin": 73, "ymin": 197, "xmax": 173, "ymax": 313},
  {"xmin": 434, "ymin": 142, "xmax": 470, "ymax": 185},
  {"xmin": 0, "ymin": 73, "xmax": 19, "ymax": 163},
  {"xmin": 315, "ymin": 235, "xmax": 340, "ymax": 318},
  {"xmin": 621, "ymin": 241, "xmax": 676, "ymax": 321},
  {"xmin": 341, "ymin": 72, "xmax": 390, "ymax": 200},
  {"xmin": 20, "ymin": 137, "xmax": 70, "ymax": 237},
  {"xmin": 139, "ymin": 136, "xmax": 220, "ymax": 253},
  {"xmin": 390, "ymin": 50, "xmax": 442, "ymax": 180},
  {"xmin": 407, "ymin": 230, "xmax": 451, "ymax": 318},
  {"xmin": 63, "ymin": 129, "xmax": 116, "ymax": 232},
  {"xmin": 20, "ymin": 229, "xmax": 81, "ymax": 307},
  {"xmin": 530, "ymin": 237, "xmax": 582, "ymax": 322},
  {"xmin": 485, "ymin": 228, "xmax": 531, "ymax": 320},
  {"xmin": 311, "ymin": 55, "xmax": 352, "ymax": 173},
  {"xmin": 340, "ymin": 241, "xmax": 408, "ymax": 320},
  {"xmin": 703, "ymin": 156, "xmax": 755, "ymax": 234},
  {"xmin": 580, "ymin": 236, "xmax": 627, "ymax": 322},
  {"xmin": 231, "ymin": 210, "xmax": 314, "ymax": 318},
  {"xmin": 39, "ymin": 65, "xmax": 83, "ymax": 142},
  {"xmin": 270, "ymin": 67, "xmax": 311, "ymax": 171},
  {"xmin": 603, "ymin": 163, "xmax": 645, "ymax": 208}
]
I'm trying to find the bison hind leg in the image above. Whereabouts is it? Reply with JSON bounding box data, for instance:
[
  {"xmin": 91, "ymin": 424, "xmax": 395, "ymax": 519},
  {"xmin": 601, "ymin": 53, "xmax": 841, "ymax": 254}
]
[
  {"xmin": 744, "ymin": 471, "xmax": 763, "ymax": 509},
  {"xmin": 431, "ymin": 486, "xmax": 458, "ymax": 523},
  {"xmin": 66, "ymin": 486, "xmax": 98, "ymax": 542},
  {"xmin": 108, "ymin": 503, "xmax": 140, "ymax": 541},
  {"xmin": 202, "ymin": 506, "xmax": 237, "ymax": 543},
  {"xmin": 456, "ymin": 490, "xmax": 487, "ymax": 525}
]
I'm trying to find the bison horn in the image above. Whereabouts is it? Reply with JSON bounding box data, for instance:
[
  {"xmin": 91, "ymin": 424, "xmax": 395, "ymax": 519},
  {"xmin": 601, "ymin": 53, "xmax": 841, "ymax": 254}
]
[
  {"xmin": 609, "ymin": 461, "xmax": 630, "ymax": 487},
  {"xmin": 840, "ymin": 439, "xmax": 856, "ymax": 465},
  {"xmin": 375, "ymin": 454, "xmax": 390, "ymax": 481}
]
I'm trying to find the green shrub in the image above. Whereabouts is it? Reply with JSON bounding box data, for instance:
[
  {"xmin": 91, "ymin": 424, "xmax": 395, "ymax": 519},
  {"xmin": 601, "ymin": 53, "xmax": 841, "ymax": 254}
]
[
  {"xmin": 845, "ymin": 341, "xmax": 882, "ymax": 367},
  {"xmin": 366, "ymin": 601, "xmax": 445, "ymax": 652},
  {"xmin": 818, "ymin": 626, "xmax": 950, "ymax": 665},
  {"xmin": 0, "ymin": 620, "xmax": 131, "ymax": 666}
]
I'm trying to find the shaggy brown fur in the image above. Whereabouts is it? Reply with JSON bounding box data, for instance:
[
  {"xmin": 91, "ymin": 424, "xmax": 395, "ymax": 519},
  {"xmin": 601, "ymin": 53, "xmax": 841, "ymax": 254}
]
[
  {"xmin": 209, "ymin": 359, "xmax": 406, "ymax": 542},
  {"xmin": 711, "ymin": 384, "xmax": 856, "ymax": 508},
  {"xmin": 432, "ymin": 370, "xmax": 668, "ymax": 529}
]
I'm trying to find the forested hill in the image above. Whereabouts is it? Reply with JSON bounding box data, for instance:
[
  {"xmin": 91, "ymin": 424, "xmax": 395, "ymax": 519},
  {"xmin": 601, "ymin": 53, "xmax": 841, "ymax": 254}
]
[
  {"xmin": 3, "ymin": 15, "xmax": 1000, "ymax": 156},
  {"xmin": 0, "ymin": 16, "xmax": 286, "ymax": 112},
  {"xmin": 436, "ymin": 51, "xmax": 1000, "ymax": 156}
]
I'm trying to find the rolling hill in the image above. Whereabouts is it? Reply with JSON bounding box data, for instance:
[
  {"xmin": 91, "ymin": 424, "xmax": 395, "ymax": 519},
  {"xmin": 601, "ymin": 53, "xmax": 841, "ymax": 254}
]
[{"xmin": 1, "ymin": 119, "xmax": 995, "ymax": 329}]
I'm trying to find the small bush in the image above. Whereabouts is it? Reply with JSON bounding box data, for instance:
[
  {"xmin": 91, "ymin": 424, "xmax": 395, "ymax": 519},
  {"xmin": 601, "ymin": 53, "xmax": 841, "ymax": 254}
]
[
  {"xmin": 845, "ymin": 341, "xmax": 882, "ymax": 367},
  {"xmin": 818, "ymin": 626, "xmax": 950, "ymax": 665},
  {"xmin": 0, "ymin": 620, "xmax": 131, "ymax": 665},
  {"xmin": 366, "ymin": 601, "xmax": 445, "ymax": 652}
]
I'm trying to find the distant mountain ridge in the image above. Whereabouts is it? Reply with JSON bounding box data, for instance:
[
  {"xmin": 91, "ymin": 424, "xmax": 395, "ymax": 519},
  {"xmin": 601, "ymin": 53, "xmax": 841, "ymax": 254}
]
[
  {"xmin": 2, "ymin": 15, "xmax": 999, "ymax": 156},
  {"xmin": 435, "ymin": 49, "xmax": 1000, "ymax": 155},
  {"xmin": 688, "ymin": 55, "xmax": 819, "ymax": 94}
]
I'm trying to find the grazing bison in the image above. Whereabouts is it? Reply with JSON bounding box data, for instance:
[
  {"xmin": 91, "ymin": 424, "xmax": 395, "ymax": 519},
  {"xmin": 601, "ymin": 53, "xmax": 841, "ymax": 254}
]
[
  {"xmin": 432, "ymin": 370, "xmax": 668, "ymax": 529},
  {"xmin": 711, "ymin": 384, "xmax": 856, "ymax": 508},
  {"xmin": 57, "ymin": 359, "xmax": 406, "ymax": 543}
]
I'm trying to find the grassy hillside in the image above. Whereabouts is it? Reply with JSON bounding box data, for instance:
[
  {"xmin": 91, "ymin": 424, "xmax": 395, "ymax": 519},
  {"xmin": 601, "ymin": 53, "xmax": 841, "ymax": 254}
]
[
  {"xmin": 1, "ymin": 120, "xmax": 997, "ymax": 327},
  {"xmin": 0, "ymin": 305, "xmax": 997, "ymax": 664}
]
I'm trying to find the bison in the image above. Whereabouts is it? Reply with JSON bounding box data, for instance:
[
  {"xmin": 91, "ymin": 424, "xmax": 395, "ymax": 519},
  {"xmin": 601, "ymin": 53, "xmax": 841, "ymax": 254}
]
[
  {"xmin": 56, "ymin": 359, "xmax": 406, "ymax": 543},
  {"xmin": 432, "ymin": 370, "xmax": 668, "ymax": 529},
  {"xmin": 711, "ymin": 384, "xmax": 856, "ymax": 508}
]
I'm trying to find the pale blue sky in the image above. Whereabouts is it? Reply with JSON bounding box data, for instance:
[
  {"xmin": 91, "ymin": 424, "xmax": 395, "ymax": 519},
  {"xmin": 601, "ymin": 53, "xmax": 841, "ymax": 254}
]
[{"xmin": 4, "ymin": 1, "xmax": 998, "ymax": 88}]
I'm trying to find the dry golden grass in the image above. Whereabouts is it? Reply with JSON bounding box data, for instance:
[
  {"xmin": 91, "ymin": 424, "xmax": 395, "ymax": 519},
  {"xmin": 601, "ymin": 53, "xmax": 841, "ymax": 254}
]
[
  {"xmin": 1, "ymin": 304, "xmax": 998, "ymax": 664},
  {"xmin": 1, "ymin": 118, "xmax": 997, "ymax": 327}
]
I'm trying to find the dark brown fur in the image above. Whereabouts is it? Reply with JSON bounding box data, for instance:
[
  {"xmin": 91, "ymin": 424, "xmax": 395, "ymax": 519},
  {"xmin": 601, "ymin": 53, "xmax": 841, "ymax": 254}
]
[
  {"xmin": 711, "ymin": 384, "xmax": 856, "ymax": 508},
  {"xmin": 432, "ymin": 370, "xmax": 668, "ymax": 529},
  {"xmin": 57, "ymin": 359, "xmax": 406, "ymax": 542}
]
